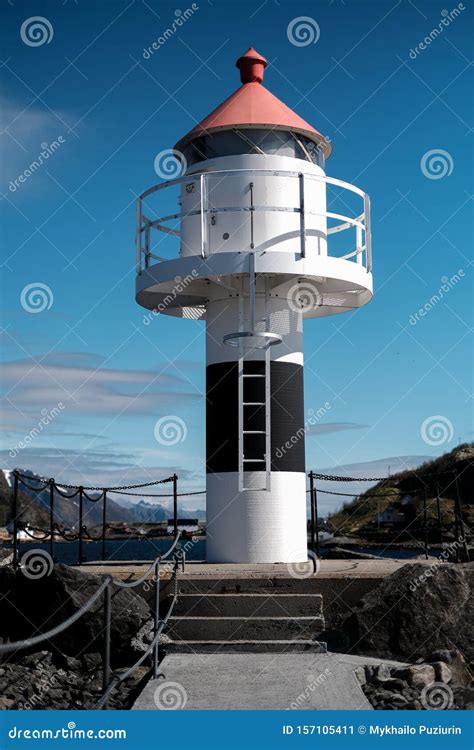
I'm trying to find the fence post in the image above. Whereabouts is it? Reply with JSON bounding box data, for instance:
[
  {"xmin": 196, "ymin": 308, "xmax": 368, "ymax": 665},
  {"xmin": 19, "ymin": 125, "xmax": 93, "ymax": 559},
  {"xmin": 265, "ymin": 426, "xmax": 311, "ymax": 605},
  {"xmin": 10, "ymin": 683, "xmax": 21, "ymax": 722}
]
[
  {"xmin": 78, "ymin": 487, "xmax": 84, "ymax": 565},
  {"xmin": 422, "ymin": 487, "xmax": 428, "ymax": 560},
  {"xmin": 308, "ymin": 471, "xmax": 316, "ymax": 556},
  {"xmin": 454, "ymin": 469, "xmax": 468, "ymax": 562},
  {"xmin": 173, "ymin": 474, "xmax": 178, "ymax": 537},
  {"xmin": 49, "ymin": 479, "xmax": 55, "ymax": 561},
  {"xmin": 435, "ymin": 481, "xmax": 443, "ymax": 547},
  {"xmin": 102, "ymin": 580, "xmax": 111, "ymax": 709},
  {"xmin": 153, "ymin": 559, "xmax": 160, "ymax": 679},
  {"xmin": 101, "ymin": 491, "xmax": 107, "ymax": 562},
  {"xmin": 12, "ymin": 471, "xmax": 19, "ymax": 569}
]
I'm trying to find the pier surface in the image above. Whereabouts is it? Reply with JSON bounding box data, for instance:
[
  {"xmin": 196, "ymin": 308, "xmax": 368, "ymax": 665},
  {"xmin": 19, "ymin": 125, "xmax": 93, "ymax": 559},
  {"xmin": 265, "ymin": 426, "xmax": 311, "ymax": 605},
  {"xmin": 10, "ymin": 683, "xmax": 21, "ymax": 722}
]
[{"xmin": 77, "ymin": 558, "xmax": 433, "ymax": 580}]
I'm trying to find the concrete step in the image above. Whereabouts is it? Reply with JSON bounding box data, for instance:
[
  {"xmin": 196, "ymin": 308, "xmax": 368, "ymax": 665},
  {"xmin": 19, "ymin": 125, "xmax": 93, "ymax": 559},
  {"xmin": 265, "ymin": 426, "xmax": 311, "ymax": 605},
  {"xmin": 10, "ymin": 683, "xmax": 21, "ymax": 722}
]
[
  {"xmin": 167, "ymin": 615, "xmax": 325, "ymax": 642},
  {"xmin": 177, "ymin": 576, "xmax": 320, "ymax": 595},
  {"xmin": 163, "ymin": 639, "xmax": 327, "ymax": 654},
  {"xmin": 173, "ymin": 593, "xmax": 323, "ymax": 618}
]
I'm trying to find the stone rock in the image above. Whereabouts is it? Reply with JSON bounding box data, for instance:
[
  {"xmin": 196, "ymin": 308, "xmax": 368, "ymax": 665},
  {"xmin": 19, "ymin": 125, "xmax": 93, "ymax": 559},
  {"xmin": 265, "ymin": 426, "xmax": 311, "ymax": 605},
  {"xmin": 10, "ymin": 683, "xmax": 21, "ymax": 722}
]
[
  {"xmin": 373, "ymin": 688, "xmax": 396, "ymax": 703},
  {"xmin": 353, "ymin": 666, "xmax": 366, "ymax": 685},
  {"xmin": 82, "ymin": 653, "xmax": 102, "ymax": 672},
  {"xmin": 340, "ymin": 563, "xmax": 474, "ymax": 663},
  {"xmin": 392, "ymin": 665, "xmax": 435, "ymax": 688},
  {"xmin": 374, "ymin": 664, "xmax": 391, "ymax": 681},
  {"xmin": 0, "ymin": 565, "xmax": 151, "ymax": 666},
  {"xmin": 430, "ymin": 661, "xmax": 452, "ymax": 683},
  {"xmin": 429, "ymin": 649, "xmax": 454, "ymax": 663},
  {"xmin": 429, "ymin": 650, "xmax": 471, "ymax": 686},
  {"xmin": 381, "ymin": 677, "xmax": 407, "ymax": 692},
  {"xmin": 390, "ymin": 694, "xmax": 408, "ymax": 707}
]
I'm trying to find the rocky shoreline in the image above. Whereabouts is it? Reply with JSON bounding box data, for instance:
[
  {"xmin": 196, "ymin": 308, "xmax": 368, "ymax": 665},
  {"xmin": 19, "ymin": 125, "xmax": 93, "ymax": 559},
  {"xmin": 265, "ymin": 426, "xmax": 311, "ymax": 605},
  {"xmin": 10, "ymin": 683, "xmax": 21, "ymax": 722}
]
[{"xmin": 356, "ymin": 650, "xmax": 473, "ymax": 710}]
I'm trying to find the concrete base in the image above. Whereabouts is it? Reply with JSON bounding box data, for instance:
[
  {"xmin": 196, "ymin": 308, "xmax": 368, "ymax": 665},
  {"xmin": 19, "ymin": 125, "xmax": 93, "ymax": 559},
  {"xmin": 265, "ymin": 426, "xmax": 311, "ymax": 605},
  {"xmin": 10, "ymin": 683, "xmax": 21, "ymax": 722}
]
[
  {"xmin": 164, "ymin": 640, "xmax": 327, "ymax": 654},
  {"xmin": 132, "ymin": 652, "xmax": 407, "ymax": 711}
]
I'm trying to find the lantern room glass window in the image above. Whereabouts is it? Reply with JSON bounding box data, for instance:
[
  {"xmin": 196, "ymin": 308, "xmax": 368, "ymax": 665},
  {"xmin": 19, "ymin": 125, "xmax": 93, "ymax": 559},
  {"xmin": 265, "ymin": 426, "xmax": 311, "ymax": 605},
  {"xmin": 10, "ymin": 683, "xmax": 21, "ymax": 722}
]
[{"xmin": 183, "ymin": 129, "xmax": 325, "ymax": 168}]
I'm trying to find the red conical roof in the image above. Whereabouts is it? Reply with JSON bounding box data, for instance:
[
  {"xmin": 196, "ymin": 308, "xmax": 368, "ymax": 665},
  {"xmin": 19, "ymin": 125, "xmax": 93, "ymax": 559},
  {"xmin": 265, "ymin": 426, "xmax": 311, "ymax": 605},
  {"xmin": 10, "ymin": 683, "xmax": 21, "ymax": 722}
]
[{"xmin": 175, "ymin": 47, "xmax": 331, "ymax": 158}]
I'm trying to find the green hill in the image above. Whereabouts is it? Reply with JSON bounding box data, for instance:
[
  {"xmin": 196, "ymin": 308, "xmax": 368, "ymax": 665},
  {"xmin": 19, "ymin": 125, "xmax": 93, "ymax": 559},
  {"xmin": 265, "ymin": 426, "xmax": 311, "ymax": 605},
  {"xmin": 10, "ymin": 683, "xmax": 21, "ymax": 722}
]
[{"xmin": 327, "ymin": 444, "xmax": 473, "ymax": 540}]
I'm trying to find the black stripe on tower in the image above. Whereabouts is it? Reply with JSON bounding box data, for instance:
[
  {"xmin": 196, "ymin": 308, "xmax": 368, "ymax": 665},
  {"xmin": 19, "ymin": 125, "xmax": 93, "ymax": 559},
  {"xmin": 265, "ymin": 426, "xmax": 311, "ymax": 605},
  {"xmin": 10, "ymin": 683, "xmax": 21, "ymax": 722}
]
[{"xmin": 206, "ymin": 360, "xmax": 305, "ymax": 473}]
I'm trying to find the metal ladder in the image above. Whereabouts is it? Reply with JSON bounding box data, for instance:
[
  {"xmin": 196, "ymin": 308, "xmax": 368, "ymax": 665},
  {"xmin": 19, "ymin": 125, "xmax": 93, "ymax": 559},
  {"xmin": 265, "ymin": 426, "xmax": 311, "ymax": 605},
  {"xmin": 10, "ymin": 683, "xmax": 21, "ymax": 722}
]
[{"xmin": 237, "ymin": 259, "xmax": 271, "ymax": 493}]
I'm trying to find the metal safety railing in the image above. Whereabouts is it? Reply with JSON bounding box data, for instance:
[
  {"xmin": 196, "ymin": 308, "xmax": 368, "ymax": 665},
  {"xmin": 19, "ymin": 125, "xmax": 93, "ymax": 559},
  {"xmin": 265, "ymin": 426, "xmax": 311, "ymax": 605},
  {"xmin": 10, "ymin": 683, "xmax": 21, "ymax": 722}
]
[
  {"xmin": 0, "ymin": 532, "xmax": 184, "ymax": 710},
  {"xmin": 135, "ymin": 168, "xmax": 372, "ymax": 274},
  {"xmin": 9, "ymin": 471, "xmax": 180, "ymax": 568},
  {"xmin": 307, "ymin": 466, "xmax": 469, "ymax": 563}
]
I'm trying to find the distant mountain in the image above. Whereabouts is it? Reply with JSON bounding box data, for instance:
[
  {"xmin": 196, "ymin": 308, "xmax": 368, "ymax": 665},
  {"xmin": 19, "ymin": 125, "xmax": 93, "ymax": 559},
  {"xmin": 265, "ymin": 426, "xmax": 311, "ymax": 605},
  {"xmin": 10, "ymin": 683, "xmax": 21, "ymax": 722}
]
[
  {"xmin": 0, "ymin": 471, "xmax": 50, "ymax": 529},
  {"xmin": 117, "ymin": 497, "xmax": 206, "ymax": 522},
  {"xmin": 1, "ymin": 469, "xmax": 135, "ymax": 530}
]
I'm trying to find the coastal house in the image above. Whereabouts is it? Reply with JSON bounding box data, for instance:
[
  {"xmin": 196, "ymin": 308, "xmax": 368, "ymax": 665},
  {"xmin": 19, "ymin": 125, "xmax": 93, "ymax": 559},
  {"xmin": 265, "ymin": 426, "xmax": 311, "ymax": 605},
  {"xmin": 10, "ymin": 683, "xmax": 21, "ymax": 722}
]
[{"xmin": 377, "ymin": 505, "xmax": 405, "ymax": 525}]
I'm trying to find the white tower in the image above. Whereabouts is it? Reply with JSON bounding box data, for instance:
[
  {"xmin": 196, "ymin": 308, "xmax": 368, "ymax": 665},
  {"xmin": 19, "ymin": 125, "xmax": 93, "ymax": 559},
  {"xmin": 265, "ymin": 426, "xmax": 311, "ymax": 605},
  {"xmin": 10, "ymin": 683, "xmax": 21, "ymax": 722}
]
[{"xmin": 135, "ymin": 48, "xmax": 373, "ymax": 563}]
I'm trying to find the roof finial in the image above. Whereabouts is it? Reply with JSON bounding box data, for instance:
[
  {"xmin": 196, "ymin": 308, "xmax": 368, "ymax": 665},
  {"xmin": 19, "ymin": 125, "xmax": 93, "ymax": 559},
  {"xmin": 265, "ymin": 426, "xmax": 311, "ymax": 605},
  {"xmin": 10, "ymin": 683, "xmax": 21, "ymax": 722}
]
[{"xmin": 236, "ymin": 47, "xmax": 268, "ymax": 84}]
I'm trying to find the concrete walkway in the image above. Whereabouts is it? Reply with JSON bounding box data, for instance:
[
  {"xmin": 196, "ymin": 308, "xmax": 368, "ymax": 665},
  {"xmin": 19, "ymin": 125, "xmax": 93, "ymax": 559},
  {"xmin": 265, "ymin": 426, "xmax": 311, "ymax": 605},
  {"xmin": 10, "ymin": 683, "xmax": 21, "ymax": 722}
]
[
  {"xmin": 80, "ymin": 558, "xmax": 432, "ymax": 581},
  {"xmin": 133, "ymin": 652, "xmax": 406, "ymax": 711}
]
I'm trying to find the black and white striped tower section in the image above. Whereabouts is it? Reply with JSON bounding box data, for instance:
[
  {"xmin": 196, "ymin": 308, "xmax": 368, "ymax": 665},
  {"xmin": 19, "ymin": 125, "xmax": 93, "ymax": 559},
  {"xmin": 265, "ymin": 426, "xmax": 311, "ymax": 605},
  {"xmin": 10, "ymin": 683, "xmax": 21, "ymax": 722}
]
[{"xmin": 135, "ymin": 48, "xmax": 373, "ymax": 563}]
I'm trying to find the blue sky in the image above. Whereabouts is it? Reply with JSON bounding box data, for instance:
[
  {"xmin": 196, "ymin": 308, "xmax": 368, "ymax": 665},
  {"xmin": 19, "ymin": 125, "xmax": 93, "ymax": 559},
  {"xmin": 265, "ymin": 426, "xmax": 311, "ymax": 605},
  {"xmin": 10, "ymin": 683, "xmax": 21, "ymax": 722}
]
[{"xmin": 0, "ymin": 0, "xmax": 472, "ymax": 513}]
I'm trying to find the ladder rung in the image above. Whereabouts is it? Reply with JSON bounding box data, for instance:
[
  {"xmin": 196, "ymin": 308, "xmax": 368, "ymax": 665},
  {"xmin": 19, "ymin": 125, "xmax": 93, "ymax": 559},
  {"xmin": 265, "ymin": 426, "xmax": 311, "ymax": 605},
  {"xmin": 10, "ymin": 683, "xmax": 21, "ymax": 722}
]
[
  {"xmin": 243, "ymin": 402, "xmax": 265, "ymax": 406},
  {"xmin": 242, "ymin": 374, "xmax": 265, "ymax": 378},
  {"xmin": 242, "ymin": 487, "xmax": 267, "ymax": 491},
  {"xmin": 243, "ymin": 458, "xmax": 266, "ymax": 463},
  {"xmin": 243, "ymin": 430, "xmax": 266, "ymax": 434}
]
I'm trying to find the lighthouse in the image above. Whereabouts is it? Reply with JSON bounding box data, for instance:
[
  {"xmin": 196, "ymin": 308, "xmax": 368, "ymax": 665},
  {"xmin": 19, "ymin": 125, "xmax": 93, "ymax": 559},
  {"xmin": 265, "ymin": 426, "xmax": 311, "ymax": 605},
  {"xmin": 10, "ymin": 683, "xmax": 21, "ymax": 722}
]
[{"xmin": 135, "ymin": 48, "xmax": 373, "ymax": 563}]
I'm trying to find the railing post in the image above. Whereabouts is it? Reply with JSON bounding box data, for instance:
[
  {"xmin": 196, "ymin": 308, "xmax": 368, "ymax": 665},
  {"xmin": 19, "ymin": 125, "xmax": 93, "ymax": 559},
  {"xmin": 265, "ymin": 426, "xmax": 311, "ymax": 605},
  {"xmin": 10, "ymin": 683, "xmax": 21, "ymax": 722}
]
[
  {"xmin": 78, "ymin": 486, "xmax": 84, "ymax": 565},
  {"xmin": 308, "ymin": 471, "xmax": 316, "ymax": 557},
  {"xmin": 435, "ymin": 481, "xmax": 443, "ymax": 547},
  {"xmin": 102, "ymin": 580, "xmax": 111, "ymax": 709},
  {"xmin": 49, "ymin": 479, "xmax": 55, "ymax": 561},
  {"xmin": 153, "ymin": 559, "xmax": 160, "ymax": 679},
  {"xmin": 422, "ymin": 487, "xmax": 428, "ymax": 560},
  {"xmin": 136, "ymin": 197, "xmax": 142, "ymax": 274},
  {"xmin": 101, "ymin": 490, "xmax": 107, "ymax": 562},
  {"xmin": 454, "ymin": 469, "xmax": 468, "ymax": 562},
  {"xmin": 249, "ymin": 181, "xmax": 255, "ymax": 250},
  {"xmin": 173, "ymin": 474, "xmax": 178, "ymax": 538},
  {"xmin": 356, "ymin": 223, "xmax": 363, "ymax": 265},
  {"xmin": 12, "ymin": 470, "xmax": 19, "ymax": 569},
  {"xmin": 364, "ymin": 193, "xmax": 372, "ymax": 272},
  {"xmin": 200, "ymin": 173, "xmax": 207, "ymax": 259},
  {"xmin": 299, "ymin": 172, "xmax": 306, "ymax": 258}
]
